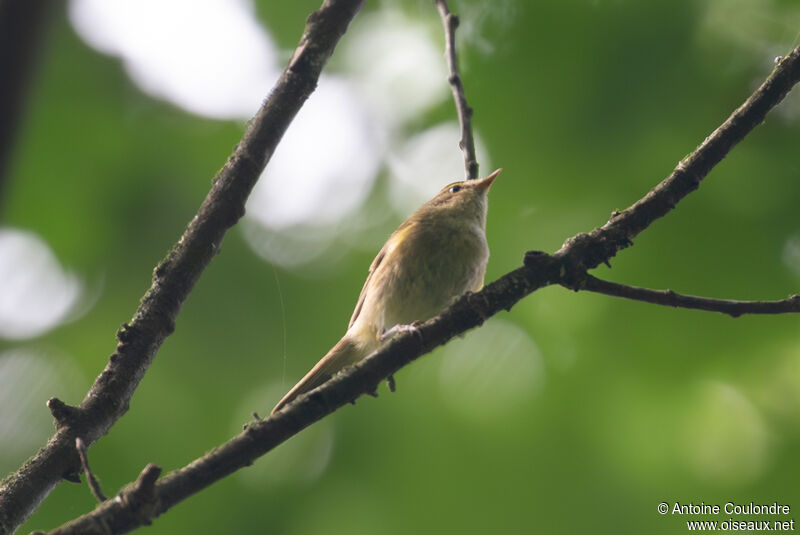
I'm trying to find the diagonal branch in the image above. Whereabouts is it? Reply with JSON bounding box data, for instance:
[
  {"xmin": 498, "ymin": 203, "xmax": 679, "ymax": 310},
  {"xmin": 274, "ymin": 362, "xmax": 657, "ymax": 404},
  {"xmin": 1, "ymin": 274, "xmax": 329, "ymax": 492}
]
[
  {"xmin": 576, "ymin": 275, "xmax": 800, "ymax": 318},
  {"xmin": 553, "ymin": 51, "xmax": 800, "ymax": 275},
  {"xmin": 0, "ymin": 1, "xmax": 364, "ymax": 533},
  {"xmin": 46, "ymin": 42, "xmax": 800, "ymax": 535},
  {"xmin": 435, "ymin": 0, "xmax": 479, "ymax": 180},
  {"xmin": 0, "ymin": 0, "xmax": 54, "ymax": 210}
]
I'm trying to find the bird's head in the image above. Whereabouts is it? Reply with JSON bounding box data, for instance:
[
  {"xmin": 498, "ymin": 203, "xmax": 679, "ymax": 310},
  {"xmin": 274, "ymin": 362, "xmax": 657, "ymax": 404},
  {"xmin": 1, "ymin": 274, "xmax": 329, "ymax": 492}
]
[{"xmin": 414, "ymin": 168, "xmax": 501, "ymax": 227}]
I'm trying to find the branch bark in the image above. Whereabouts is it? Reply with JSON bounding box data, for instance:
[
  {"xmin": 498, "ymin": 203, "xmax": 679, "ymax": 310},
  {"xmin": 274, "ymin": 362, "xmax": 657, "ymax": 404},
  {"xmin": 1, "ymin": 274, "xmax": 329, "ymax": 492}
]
[
  {"xmin": 0, "ymin": 1, "xmax": 364, "ymax": 533},
  {"xmin": 45, "ymin": 42, "xmax": 800, "ymax": 535}
]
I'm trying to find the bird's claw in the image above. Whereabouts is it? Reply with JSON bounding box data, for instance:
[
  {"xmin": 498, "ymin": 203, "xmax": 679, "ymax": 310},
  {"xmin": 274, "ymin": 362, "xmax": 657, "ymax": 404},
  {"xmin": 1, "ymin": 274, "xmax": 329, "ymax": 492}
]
[
  {"xmin": 380, "ymin": 322, "xmax": 422, "ymax": 342},
  {"xmin": 387, "ymin": 374, "xmax": 396, "ymax": 392}
]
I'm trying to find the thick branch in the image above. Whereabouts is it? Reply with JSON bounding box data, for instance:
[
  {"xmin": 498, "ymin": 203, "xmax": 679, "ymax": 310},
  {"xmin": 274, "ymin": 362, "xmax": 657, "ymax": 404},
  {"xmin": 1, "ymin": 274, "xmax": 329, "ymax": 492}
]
[
  {"xmin": 577, "ymin": 275, "xmax": 800, "ymax": 318},
  {"xmin": 0, "ymin": 0, "xmax": 54, "ymax": 211},
  {"xmin": 435, "ymin": 0, "xmax": 479, "ymax": 180},
  {"xmin": 46, "ymin": 43, "xmax": 800, "ymax": 534},
  {"xmin": 0, "ymin": 1, "xmax": 364, "ymax": 533}
]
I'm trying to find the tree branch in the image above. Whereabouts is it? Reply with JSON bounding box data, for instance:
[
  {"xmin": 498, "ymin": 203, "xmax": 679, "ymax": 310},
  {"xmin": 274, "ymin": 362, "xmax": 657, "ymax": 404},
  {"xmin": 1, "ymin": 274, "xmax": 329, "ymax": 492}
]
[
  {"xmin": 435, "ymin": 0, "xmax": 479, "ymax": 180},
  {"xmin": 575, "ymin": 274, "xmax": 800, "ymax": 318},
  {"xmin": 0, "ymin": 0, "xmax": 54, "ymax": 211},
  {"xmin": 0, "ymin": 1, "xmax": 364, "ymax": 533},
  {"xmin": 45, "ymin": 42, "xmax": 800, "ymax": 535},
  {"xmin": 552, "ymin": 50, "xmax": 800, "ymax": 275}
]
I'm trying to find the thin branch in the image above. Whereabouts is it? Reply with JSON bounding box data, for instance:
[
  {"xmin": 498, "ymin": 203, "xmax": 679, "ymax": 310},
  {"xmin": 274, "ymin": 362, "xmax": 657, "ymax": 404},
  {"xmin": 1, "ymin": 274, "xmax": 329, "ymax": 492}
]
[
  {"xmin": 75, "ymin": 438, "xmax": 106, "ymax": 503},
  {"xmin": 0, "ymin": 0, "xmax": 364, "ymax": 533},
  {"xmin": 576, "ymin": 275, "xmax": 800, "ymax": 318},
  {"xmin": 46, "ymin": 43, "xmax": 800, "ymax": 535},
  {"xmin": 435, "ymin": 0, "xmax": 479, "ymax": 180}
]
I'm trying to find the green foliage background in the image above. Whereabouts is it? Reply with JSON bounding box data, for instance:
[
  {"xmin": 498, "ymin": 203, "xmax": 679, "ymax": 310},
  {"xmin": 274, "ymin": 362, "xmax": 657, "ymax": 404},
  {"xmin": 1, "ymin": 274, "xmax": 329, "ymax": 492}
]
[{"xmin": 3, "ymin": 0, "xmax": 800, "ymax": 533}]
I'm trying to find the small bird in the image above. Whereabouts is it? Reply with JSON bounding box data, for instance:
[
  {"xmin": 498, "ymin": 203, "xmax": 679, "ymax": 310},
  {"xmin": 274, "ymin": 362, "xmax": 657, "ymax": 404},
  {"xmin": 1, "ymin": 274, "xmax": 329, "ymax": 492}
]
[{"xmin": 271, "ymin": 168, "xmax": 501, "ymax": 414}]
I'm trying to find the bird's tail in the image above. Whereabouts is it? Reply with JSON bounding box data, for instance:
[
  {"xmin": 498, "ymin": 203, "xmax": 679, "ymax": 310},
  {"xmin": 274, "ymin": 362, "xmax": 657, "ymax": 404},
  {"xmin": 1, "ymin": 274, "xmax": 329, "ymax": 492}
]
[{"xmin": 271, "ymin": 333, "xmax": 365, "ymax": 415}]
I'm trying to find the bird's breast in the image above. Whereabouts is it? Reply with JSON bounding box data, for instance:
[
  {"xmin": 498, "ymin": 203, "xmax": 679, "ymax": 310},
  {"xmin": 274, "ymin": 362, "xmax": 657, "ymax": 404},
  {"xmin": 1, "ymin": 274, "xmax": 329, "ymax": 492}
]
[{"xmin": 368, "ymin": 221, "xmax": 488, "ymax": 332}]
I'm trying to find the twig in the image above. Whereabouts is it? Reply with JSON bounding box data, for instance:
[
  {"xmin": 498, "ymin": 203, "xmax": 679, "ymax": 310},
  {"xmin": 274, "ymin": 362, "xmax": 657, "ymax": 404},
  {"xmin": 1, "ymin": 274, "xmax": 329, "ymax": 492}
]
[
  {"xmin": 577, "ymin": 275, "xmax": 800, "ymax": 318},
  {"xmin": 45, "ymin": 43, "xmax": 800, "ymax": 535},
  {"xmin": 75, "ymin": 438, "xmax": 106, "ymax": 503},
  {"xmin": 435, "ymin": 0, "xmax": 479, "ymax": 180},
  {"xmin": 0, "ymin": 1, "xmax": 364, "ymax": 533},
  {"xmin": 116, "ymin": 464, "xmax": 161, "ymax": 528},
  {"xmin": 46, "ymin": 397, "xmax": 81, "ymax": 429}
]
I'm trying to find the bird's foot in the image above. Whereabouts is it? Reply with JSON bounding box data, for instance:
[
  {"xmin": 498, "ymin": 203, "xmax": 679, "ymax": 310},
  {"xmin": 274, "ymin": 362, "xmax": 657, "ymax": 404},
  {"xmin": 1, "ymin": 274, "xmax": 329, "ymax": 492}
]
[
  {"xmin": 380, "ymin": 322, "xmax": 422, "ymax": 342},
  {"xmin": 366, "ymin": 377, "xmax": 395, "ymax": 398},
  {"xmin": 387, "ymin": 374, "xmax": 396, "ymax": 393}
]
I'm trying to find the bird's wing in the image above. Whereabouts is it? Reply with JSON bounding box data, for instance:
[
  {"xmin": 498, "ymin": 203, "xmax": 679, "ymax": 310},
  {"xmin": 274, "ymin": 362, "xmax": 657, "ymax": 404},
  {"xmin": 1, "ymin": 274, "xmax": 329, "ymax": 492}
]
[
  {"xmin": 271, "ymin": 334, "xmax": 360, "ymax": 414},
  {"xmin": 348, "ymin": 220, "xmax": 417, "ymax": 329}
]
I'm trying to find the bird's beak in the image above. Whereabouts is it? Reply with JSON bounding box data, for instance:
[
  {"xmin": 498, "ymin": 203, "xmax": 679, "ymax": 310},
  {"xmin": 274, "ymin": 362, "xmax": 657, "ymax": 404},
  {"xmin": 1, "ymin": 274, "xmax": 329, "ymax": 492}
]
[{"xmin": 475, "ymin": 168, "xmax": 502, "ymax": 192}]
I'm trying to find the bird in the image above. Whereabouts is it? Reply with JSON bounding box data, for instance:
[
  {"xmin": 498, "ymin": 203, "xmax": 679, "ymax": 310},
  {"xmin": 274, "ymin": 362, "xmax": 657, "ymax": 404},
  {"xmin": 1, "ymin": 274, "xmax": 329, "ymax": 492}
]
[{"xmin": 271, "ymin": 168, "xmax": 501, "ymax": 414}]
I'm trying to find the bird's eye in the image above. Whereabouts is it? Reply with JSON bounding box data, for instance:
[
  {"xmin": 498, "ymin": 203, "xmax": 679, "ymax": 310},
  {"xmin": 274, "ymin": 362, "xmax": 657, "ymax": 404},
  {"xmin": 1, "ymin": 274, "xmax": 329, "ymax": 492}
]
[{"xmin": 449, "ymin": 185, "xmax": 462, "ymax": 194}]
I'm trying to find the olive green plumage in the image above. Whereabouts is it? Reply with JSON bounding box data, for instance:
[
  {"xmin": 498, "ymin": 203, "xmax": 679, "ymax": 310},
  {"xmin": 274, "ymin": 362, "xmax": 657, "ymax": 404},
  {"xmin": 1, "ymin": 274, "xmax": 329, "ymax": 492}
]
[{"xmin": 271, "ymin": 168, "xmax": 501, "ymax": 414}]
